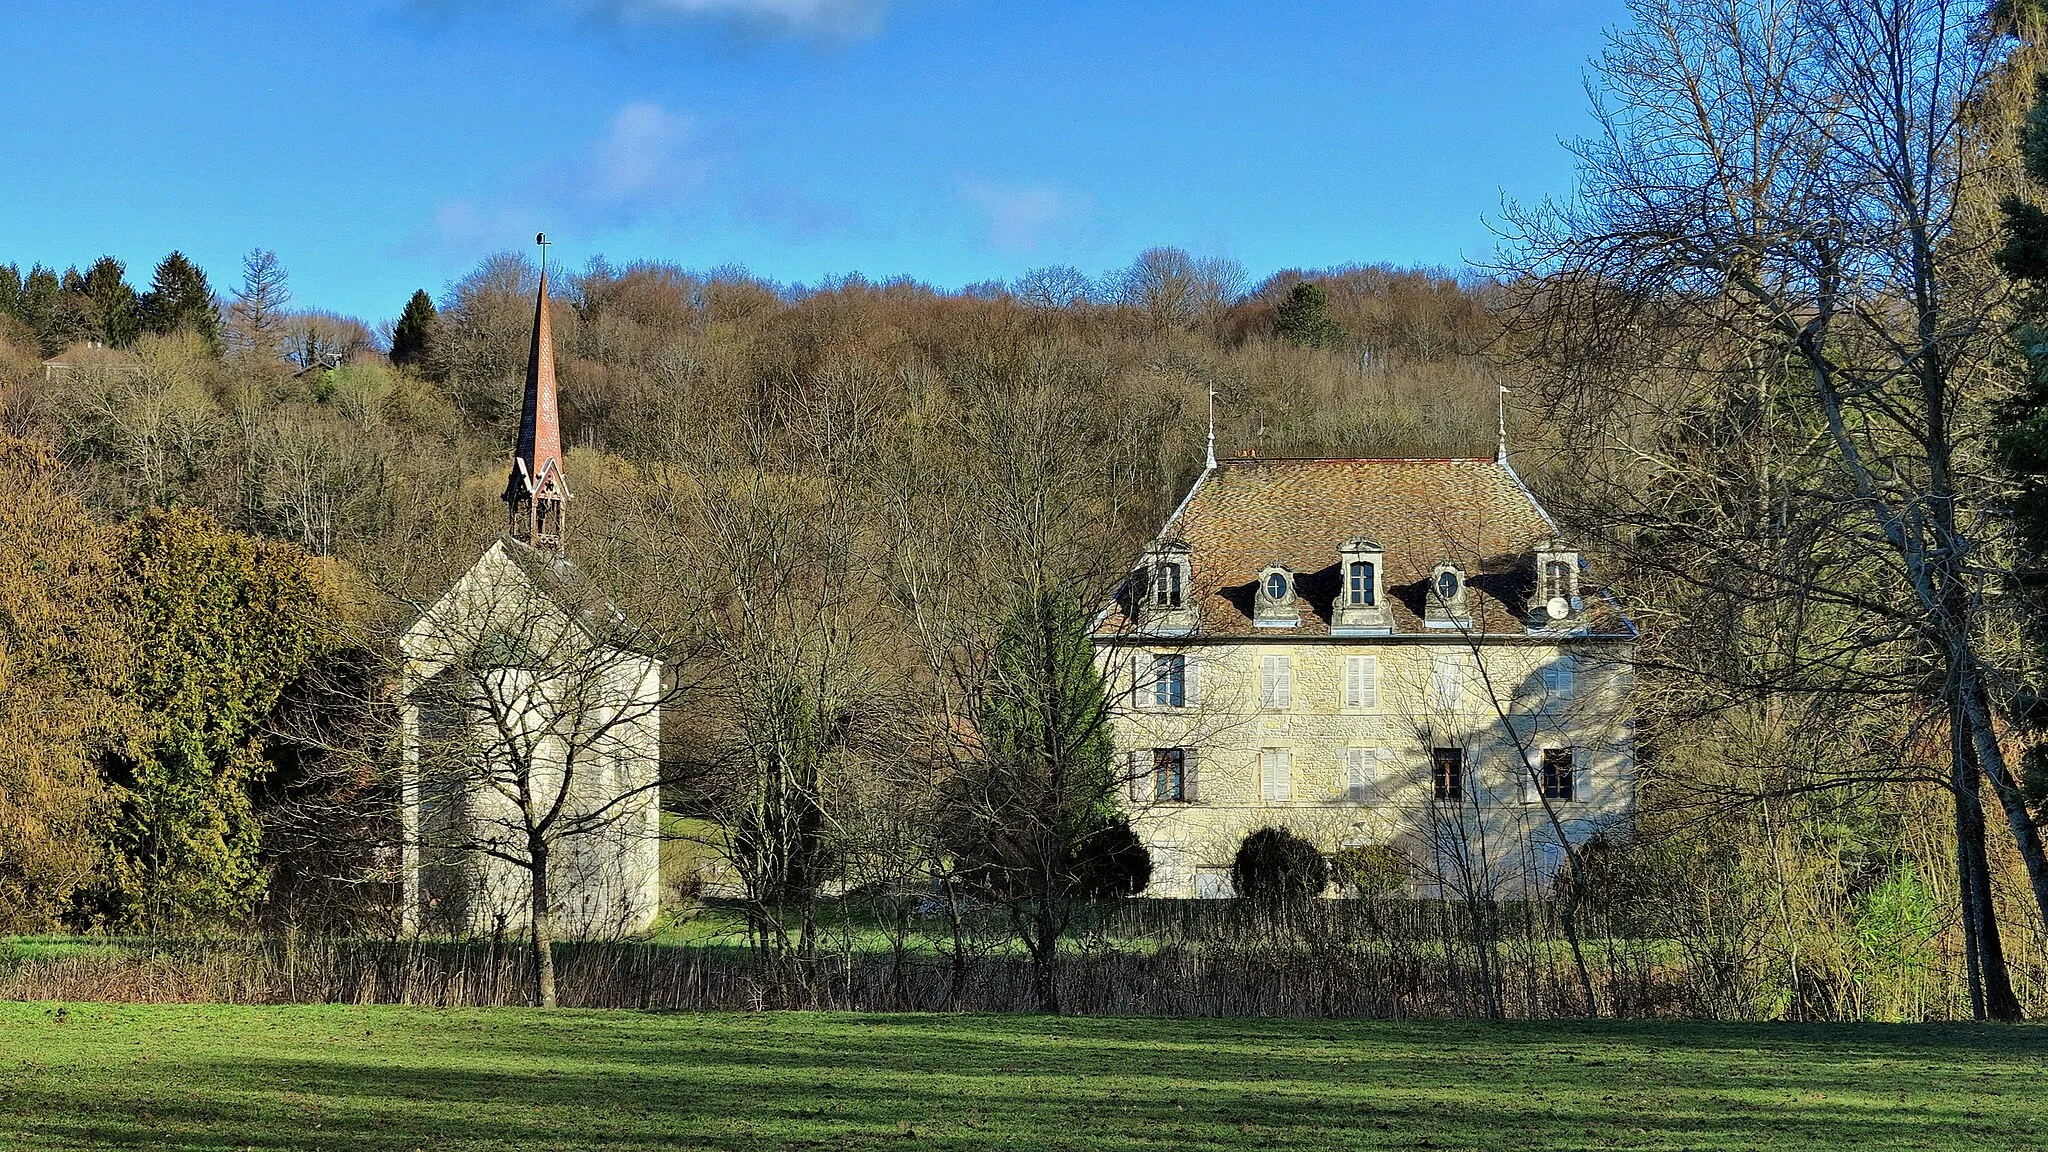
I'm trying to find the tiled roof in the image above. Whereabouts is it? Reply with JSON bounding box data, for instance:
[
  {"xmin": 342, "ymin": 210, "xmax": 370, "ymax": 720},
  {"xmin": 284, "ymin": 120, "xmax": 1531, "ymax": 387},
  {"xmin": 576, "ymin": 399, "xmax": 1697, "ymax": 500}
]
[{"xmin": 1107, "ymin": 457, "xmax": 1584, "ymax": 638}]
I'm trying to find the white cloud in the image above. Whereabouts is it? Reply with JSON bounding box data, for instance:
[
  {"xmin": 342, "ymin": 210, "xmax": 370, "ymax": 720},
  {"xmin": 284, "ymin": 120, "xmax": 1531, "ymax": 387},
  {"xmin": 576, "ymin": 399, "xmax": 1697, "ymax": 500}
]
[
  {"xmin": 593, "ymin": 0, "xmax": 891, "ymax": 39},
  {"xmin": 958, "ymin": 177, "xmax": 1085, "ymax": 254},
  {"xmin": 581, "ymin": 102, "xmax": 706, "ymax": 214},
  {"xmin": 415, "ymin": 100, "xmax": 711, "ymax": 253}
]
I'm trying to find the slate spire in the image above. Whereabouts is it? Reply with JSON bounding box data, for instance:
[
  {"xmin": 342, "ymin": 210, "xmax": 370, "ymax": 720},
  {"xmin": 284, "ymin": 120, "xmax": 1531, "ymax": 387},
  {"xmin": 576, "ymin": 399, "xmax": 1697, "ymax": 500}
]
[{"xmin": 504, "ymin": 233, "xmax": 570, "ymax": 549}]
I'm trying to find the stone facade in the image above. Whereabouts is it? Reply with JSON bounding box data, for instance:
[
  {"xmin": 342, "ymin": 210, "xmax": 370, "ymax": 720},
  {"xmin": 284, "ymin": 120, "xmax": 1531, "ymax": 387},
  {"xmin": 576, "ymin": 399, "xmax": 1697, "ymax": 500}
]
[{"xmin": 1096, "ymin": 457, "xmax": 1637, "ymax": 898}]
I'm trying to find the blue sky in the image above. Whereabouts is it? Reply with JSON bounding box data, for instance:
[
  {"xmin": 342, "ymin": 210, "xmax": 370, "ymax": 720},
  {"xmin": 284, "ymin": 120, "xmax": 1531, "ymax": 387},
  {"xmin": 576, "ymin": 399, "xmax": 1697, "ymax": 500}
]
[{"xmin": 0, "ymin": 0, "xmax": 1622, "ymax": 324}]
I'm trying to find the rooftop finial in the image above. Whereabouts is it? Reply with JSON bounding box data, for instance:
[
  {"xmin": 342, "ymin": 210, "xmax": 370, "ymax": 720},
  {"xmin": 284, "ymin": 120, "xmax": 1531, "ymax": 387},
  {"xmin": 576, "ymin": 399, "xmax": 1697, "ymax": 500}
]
[
  {"xmin": 1496, "ymin": 384, "xmax": 1510, "ymax": 463},
  {"xmin": 1206, "ymin": 386, "xmax": 1218, "ymax": 471}
]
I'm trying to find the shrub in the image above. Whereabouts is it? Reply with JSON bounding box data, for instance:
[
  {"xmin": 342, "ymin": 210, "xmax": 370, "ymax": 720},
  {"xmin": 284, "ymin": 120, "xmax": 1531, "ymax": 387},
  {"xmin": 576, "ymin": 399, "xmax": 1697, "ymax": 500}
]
[
  {"xmin": 1231, "ymin": 827, "xmax": 1327, "ymax": 905},
  {"xmin": 1075, "ymin": 819, "xmax": 1152, "ymax": 899},
  {"xmin": 1331, "ymin": 844, "xmax": 1409, "ymax": 898}
]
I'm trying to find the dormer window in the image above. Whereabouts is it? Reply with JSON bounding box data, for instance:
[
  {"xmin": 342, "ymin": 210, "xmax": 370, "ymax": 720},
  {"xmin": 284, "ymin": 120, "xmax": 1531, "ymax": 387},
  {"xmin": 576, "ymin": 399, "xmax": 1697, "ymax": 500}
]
[
  {"xmin": 1543, "ymin": 560, "xmax": 1570, "ymax": 601},
  {"xmin": 1347, "ymin": 560, "xmax": 1376, "ymax": 607},
  {"xmin": 1254, "ymin": 564, "xmax": 1300, "ymax": 628},
  {"xmin": 1527, "ymin": 537, "xmax": 1583, "ymax": 628},
  {"xmin": 1154, "ymin": 559, "xmax": 1184, "ymax": 609},
  {"xmin": 1436, "ymin": 569, "xmax": 1461, "ymax": 602},
  {"xmin": 1138, "ymin": 540, "xmax": 1198, "ymax": 634},
  {"xmin": 1333, "ymin": 538, "xmax": 1392, "ymax": 634},
  {"xmin": 1425, "ymin": 560, "xmax": 1470, "ymax": 627}
]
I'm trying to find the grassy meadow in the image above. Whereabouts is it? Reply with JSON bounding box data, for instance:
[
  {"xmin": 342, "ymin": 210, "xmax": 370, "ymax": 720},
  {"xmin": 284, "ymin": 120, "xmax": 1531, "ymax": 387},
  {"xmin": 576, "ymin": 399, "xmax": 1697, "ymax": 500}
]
[{"xmin": 0, "ymin": 1003, "xmax": 2040, "ymax": 1150}]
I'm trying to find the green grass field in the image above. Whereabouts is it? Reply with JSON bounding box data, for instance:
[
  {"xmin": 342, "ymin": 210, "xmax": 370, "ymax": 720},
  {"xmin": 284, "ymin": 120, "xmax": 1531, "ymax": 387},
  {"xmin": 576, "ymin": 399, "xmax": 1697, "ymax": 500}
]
[{"xmin": 0, "ymin": 1004, "xmax": 2040, "ymax": 1151}]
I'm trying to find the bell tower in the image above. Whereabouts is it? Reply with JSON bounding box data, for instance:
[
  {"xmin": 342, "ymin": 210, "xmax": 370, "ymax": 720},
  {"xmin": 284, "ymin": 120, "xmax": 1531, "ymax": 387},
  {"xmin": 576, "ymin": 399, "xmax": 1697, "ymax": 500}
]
[{"xmin": 503, "ymin": 233, "xmax": 570, "ymax": 550}]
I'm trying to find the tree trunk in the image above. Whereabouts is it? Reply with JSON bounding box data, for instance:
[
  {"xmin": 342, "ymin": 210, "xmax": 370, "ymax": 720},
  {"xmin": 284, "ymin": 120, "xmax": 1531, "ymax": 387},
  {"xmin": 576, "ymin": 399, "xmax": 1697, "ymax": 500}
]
[
  {"xmin": 530, "ymin": 844, "xmax": 557, "ymax": 1009},
  {"xmin": 1952, "ymin": 713, "xmax": 2022, "ymax": 1021},
  {"xmin": 1031, "ymin": 898, "xmax": 1061, "ymax": 1014}
]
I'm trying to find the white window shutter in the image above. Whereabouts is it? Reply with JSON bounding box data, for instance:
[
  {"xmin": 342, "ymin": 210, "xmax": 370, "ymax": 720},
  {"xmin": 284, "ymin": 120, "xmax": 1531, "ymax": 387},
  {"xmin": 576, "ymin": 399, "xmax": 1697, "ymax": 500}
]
[
  {"xmin": 1545, "ymin": 656, "xmax": 1576, "ymax": 704},
  {"xmin": 1259, "ymin": 657, "xmax": 1276, "ymax": 707},
  {"xmin": 1517, "ymin": 752, "xmax": 1532, "ymax": 804},
  {"xmin": 1262, "ymin": 749, "xmax": 1291, "ymax": 802},
  {"xmin": 1129, "ymin": 749, "xmax": 1148, "ymax": 802},
  {"xmin": 1277, "ymin": 657, "xmax": 1293, "ymax": 709},
  {"xmin": 1345, "ymin": 655, "xmax": 1379, "ymax": 710},
  {"xmin": 1342, "ymin": 749, "xmax": 1370, "ymax": 801},
  {"xmin": 1185, "ymin": 652, "xmax": 1202, "ymax": 707},
  {"xmin": 1433, "ymin": 652, "xmax": 1462, "ymax": 711},
  {"xmin": 1184, "ymin": 747, "xmax": 1200, "ymax": 802}
]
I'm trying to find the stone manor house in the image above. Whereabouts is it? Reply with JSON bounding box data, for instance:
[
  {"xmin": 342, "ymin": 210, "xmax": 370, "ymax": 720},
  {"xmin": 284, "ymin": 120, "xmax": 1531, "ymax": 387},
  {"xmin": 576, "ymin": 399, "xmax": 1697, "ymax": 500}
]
[{"xmin": 1096, "ymin": 452, "xmax": 1637, "ymax": 898}]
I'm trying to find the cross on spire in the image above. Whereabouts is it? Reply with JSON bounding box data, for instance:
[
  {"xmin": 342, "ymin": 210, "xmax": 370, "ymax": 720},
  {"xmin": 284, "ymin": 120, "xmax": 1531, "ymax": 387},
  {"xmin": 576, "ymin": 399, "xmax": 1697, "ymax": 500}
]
[{"xmin": 504, "ymin": 233, "xmax": 570, "ymax": 549}]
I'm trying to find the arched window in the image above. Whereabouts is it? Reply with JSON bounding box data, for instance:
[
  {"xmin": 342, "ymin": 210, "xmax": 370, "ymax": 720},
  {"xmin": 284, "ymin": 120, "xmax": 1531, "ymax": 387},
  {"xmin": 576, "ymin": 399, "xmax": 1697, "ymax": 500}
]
[
  {"xmin": 1435, "ymin": 569, "xmax": 1460, "ymax": 602},
  {"xmin": 1154, "ymin": 561, "xmax": 1183, "ymax": 609},
  {"xmin": 1348, "ymin": 560, "xmax": 1376, "ymax": 606},
  {"xmin": 1265, "ymin": 571, "xmax": 1290, "ymax": 601}
]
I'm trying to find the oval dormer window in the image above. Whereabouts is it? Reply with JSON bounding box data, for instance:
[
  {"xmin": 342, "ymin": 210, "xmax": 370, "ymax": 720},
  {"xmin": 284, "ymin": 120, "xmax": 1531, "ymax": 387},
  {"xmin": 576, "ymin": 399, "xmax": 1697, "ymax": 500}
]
[
  {"xmin": 1265, "ymin": 572, "xmax": 1290, "ymax": 601},
  {"xmin": 1436, "ymin": 569, "xmax": 1461, "ymax": 602}
]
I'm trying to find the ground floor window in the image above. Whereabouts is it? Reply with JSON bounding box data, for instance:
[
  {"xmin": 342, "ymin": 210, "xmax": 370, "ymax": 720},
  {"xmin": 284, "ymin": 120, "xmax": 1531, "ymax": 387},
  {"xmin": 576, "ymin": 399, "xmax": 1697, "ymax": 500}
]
[{"xmin": 1431, "ymin": 747, "xmax": 1465, "ymax": 802}]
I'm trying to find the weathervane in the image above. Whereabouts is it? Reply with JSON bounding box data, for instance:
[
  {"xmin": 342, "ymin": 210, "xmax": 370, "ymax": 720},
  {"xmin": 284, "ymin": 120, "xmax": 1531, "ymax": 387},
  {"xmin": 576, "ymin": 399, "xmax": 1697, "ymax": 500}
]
[{"xmin": 536, "ymin": 231, "xmax": 550, "ymax": 277}]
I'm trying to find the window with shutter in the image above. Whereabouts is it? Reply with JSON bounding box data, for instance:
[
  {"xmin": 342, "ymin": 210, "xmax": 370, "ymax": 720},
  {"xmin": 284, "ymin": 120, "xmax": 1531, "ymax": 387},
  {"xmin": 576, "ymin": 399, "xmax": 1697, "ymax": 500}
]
[
  {"xmin": 1543, "ymin": 656, "xmax": 1576, "ymax": 708},
  {"xmin": 1344, "ymin": 654, "xmax": 1378, "ymax": 710},
  {"xmin": 1259, "ymin": 748, "xmax": 1292, "ymax": 802},
  {"xmin": 1342, "ymin": 748, "xmax": 1371, "ymax": 802},
  {"xmin": 1431, "ymin": 652, "xmax": 1463, "ymax": 711},
  {"xmin": 1260, "ymin": 655, "xmax": 1292, "ymax": 709}
]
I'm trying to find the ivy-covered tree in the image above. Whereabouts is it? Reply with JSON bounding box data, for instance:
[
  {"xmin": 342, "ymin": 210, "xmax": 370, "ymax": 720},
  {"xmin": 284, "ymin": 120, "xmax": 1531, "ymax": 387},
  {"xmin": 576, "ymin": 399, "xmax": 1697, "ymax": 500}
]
[
  {"xmin": 0, "ymin": 437, "xmax": 134, "ymax": 931},
  {"xmin": 139, "ymin": 251, "xmax": 220, "ymax": 349},
  {"xmin": 389, "ymin": 288, "xmax": 445, "ymax": 379},
  {"xmin": 1275, "ymin": 280, "xmax": 1345, "ymax": 349},
  {"xmin": 90, "ymin": 509, "xmax": 332, "ymax": 930}
]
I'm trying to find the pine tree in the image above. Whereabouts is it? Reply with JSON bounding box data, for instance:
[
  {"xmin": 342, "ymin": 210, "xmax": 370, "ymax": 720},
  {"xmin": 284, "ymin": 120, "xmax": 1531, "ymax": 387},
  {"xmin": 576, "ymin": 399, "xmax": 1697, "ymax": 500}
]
[
  {"xmin": 17, "ymin": 265, "xmax": 66, "ymax": 356},
  {"xmin": 389, "ymin": 288, "xmax": 445, "ymax": 379},
  {"xmin": 1275, "ymin": 280, "xmax": 1346, "ymax": 349},
  {"xmin": 0, "ymin": 264, "xmax": 21, "ymax": 323},
  {"xmin": 225, "ymin": 249, "xmax": 290, "ymax": 360},
  {"xmin": 80, "ymin": 256, "xmax": 140, "ymax": 347},
  {"xmin": 139, "ymin": 251, "xmax": 221, "ymax": 349}
]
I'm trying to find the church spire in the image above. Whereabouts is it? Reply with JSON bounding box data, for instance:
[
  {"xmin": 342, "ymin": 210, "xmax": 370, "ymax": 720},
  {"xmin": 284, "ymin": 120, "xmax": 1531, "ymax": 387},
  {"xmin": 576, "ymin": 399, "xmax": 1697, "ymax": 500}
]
[{"xmin": 504, "ymin": 233, "xmax": 569, "ymax": 550}]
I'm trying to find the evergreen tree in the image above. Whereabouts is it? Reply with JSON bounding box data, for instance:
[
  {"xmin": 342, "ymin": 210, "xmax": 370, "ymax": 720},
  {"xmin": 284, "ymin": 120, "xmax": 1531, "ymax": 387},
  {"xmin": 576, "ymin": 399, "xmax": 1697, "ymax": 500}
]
[
  {"xmin": 225, "ymin": 248, "xmax": 290, "ymax": 360},
  {"xmin": 389, "ymin": 288, "xmax": 445, "ymax": 378},
  {"xmin": 80, "ymin": 256, "xmax": 140, "ymax": 347},
  {"xmin": 16, "ymin": 265, "xmax": 65, "ymax": 356},
  {"xmin": 90, "ymin": 509, "xmax": 331, "ymax": 930},
  {"xmin": 0, "ymin": 264, "xmax": 21, "ymax": 323},
  {"xmin": 1275, "ymin": 280, "xmax": 1345, "ymax": 349},
  {"xmin": 947, "ymin": 589, "xmax": 1132, "ymax": 1011},
  {"xmin": 139, "ymin": 251, "xmax": 221, "ymax": 349}
]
